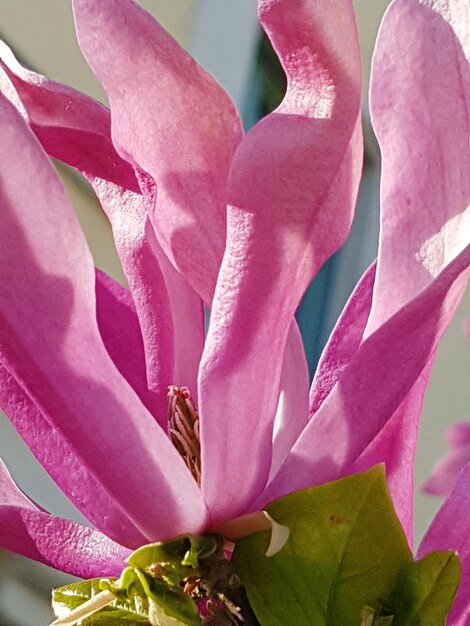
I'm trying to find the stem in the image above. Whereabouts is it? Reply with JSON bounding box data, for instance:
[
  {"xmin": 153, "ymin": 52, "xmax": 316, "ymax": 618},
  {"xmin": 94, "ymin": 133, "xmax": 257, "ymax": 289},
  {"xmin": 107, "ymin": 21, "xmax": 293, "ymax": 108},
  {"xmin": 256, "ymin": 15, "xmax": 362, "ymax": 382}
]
[
  {"xmin": 228, "ymin": 587, "xmax": 261, "ymax": 626},
  {"xmin": 49, "ymin": 590, "xmax": 116, "ymax": 626}
]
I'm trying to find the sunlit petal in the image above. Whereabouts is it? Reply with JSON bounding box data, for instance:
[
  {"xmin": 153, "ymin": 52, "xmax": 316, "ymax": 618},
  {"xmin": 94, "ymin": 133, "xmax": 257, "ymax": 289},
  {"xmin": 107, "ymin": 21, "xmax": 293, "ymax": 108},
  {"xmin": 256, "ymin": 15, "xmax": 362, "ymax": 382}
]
[
  {"xmin": 259, "ymin": 247, "xmax": 470, "ymax": 508},
  {"xmin": 367, "ymin": 0, "xmax": 470, "ymax": 334},
  {"xmin": 0, "ymin": 47, "xmax": 199, "ymax": 422},
  {"xmin": 72, "ymin": 0, "xmax": 243, "ymax": 305},
  {"xmin": 200, "ymin": 0, "xmax": 362, "ymax": 523},
  {"xmin": 0, "ymin": 94, "xmax": 207, "ymax": 544}
]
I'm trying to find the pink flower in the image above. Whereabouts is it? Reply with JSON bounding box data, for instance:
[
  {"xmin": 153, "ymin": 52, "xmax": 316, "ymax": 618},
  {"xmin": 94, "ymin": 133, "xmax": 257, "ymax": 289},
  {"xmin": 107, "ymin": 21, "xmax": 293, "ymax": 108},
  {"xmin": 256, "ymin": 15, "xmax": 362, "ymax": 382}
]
[
  {"xmin": 423, "ymin": 421, "xmax": 470, "ymax": 497},
  {"xmin": 0, "ymin": 0, "xmax": 469, "ymax": 623},
  {"xmin": 423, "ymin": 322, "xmax": 470, "ymax": 498}
]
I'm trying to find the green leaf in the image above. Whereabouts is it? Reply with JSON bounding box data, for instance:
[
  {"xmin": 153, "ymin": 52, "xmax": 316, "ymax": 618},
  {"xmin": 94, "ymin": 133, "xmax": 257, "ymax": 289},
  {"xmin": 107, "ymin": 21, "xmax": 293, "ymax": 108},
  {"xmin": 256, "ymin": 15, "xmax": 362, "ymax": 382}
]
[
  {"xmin": 52, "ymin": 578, "xmax": 149, "ymax": 625},
  {"xmin": 128, "ymin": 538, "xmax": 192, "ymax": 585},
  {"xmin": 127, "ymin": 534, "xmax": 218, "ymax": 578},
  {"xmin": 232, "ymin": 466, "xmax": 413, "ymax": 626},
  {"xmin": 128, "ymin": 538, "xmax": 188, "ymax": 572},
  {"xmin": 385, "ymin": 550, "xmax": 461, "ymax": 625}
]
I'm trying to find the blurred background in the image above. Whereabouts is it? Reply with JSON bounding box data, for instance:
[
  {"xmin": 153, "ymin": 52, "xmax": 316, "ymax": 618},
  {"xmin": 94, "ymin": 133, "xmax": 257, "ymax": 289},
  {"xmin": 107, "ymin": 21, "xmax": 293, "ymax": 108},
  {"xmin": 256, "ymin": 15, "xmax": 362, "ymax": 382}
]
[{"xmin": 0, "ymin": 1, "xmax": 469, "ymax": 623}]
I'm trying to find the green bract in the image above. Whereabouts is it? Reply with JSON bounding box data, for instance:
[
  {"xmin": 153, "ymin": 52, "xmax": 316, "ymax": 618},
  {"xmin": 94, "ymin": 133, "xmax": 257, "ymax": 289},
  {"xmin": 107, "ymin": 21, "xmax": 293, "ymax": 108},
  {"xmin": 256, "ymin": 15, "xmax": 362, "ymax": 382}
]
[
  {"xmin": 232, "ymin": 466, "xmax": 461, "ymax": 626},
  {"xmin": 51, "ymin": 534, "xmax": 237, "ymax": 625}
]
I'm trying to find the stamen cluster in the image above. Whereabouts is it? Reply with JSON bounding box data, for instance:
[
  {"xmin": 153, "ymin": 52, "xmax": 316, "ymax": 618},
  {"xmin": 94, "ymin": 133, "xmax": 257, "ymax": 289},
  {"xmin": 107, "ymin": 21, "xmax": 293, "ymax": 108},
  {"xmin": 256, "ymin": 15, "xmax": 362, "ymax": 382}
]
[{"xmin": 168, "ymin": 386, "xmax": 201, "ymax": 483}]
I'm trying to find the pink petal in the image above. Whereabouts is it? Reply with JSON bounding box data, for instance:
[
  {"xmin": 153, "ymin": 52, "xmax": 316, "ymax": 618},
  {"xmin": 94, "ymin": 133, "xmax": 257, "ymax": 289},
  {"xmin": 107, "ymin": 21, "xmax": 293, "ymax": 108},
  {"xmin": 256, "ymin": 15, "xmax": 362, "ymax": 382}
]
[
  {"xmin": 72, "ymin": 0, "xmax": 243, "ymax": 305},
  {"xmin": 95, "ymin": 176, "xmax": 204, "ymax": 400},
  {"xmin": 309, "ymin": 262, "xmax": 376, "ymax": 415},
  {"xmin": 418, "ymin": 462, "xmax": 470, "ymax": 626},
  {"xmin": 423, "ymin": 445, "xmax": 470, "ymax": 497},
  {"xmin": 0, "ymin": 461, "xmax": 129, "ymax": 578},
  {"xmin": 0, "ymin": 363, "xmax": 144, "ymax": 548},
  {"xmin": 90, "ymin": 180, "xmax": 176, "ymax": 426},
  {"xmin": 147, "ymin": 228, "xmax": 204, "ymax": 397},
  {"xmin": 0, "ymin": 94, "xmax": 206, "ymax": 543},
  {"xmin": 266, "ymin": 0, "xmax": 470, "ymax": 526},
  {"xmin": 0, "ymin": 459, "xmax": 38, "ymax": 510},
  {"xmin": 259, "ymin": 246, "xmax": 470, "ymax": 508},
  {"xmin": 199, "ymin": 0, "xmax": 362, "ymax": 524},
  {"xmin": 446, "ymin": 422, "xmax": 470, "ymax": 447},
  {"xmin": 95, "ymin": 269, "xmax": 154, "ymax": 414},
  {"xmin": 0, "ymin": 45, "xmax": 197, "ymax": 421},
  {"xmin": 1, "ymin": 266, "xmax": 159, "ymax": 546},
  {"xmin": 353, "ymin": 0, "xmax": 470, "ymax": 535},
  {"xmin": 0, "ymin": 41, "xmax": 138, "ymax": 192},
  {"xmin": 66, "ymin": 1, "xmax": 296, "ymax": 409},
  {"xmin": 366, "ymin": 0, "xmax": 470, "ymax": 335},
  {"xmin": 349, "ymin": 359, "xmax": 435, "ymax": 545},
  {"xmin": 269, "ymin": 323, "xmax": 309, "ymax": 482},
  {"xmin": 1, "ymin": 270, "xmax": 165, "ymax": 541}
]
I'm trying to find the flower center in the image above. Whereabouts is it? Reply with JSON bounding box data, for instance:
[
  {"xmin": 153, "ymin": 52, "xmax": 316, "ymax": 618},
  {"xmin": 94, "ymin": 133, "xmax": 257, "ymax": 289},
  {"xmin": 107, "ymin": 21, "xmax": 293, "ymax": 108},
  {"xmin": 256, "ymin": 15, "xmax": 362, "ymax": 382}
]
[{"xmin": 168, "ymin": 386, "xmax": 201, "ymax": 484}]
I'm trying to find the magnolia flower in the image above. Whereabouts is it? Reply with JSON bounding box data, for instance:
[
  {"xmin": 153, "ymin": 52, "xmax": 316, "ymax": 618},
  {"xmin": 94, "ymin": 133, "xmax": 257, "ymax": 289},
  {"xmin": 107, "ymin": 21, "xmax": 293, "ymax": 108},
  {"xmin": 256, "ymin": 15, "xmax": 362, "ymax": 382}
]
[
  {"xmin": 0, "ymin": 0, "xmax": 469, "ymax": 624},
  {"xmin": 423, "ymin": 421, "xmax": 470, "ymax": 497},
  {"xmin": 423, "ymin": 320, "xmax": 470, "ymax": 497}
]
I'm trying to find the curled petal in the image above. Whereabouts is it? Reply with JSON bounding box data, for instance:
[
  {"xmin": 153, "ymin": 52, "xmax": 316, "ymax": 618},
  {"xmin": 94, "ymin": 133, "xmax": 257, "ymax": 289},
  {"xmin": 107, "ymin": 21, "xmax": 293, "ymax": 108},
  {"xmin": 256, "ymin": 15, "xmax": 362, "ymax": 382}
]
[
  {"xmin": 72, "ymin": 0, "xmax": 243, "ymax": 305},
  {"xmin": 200, "ymin": 0, "xmax": 362, "ymax": 523},
  {"xmin": 366, "ymin": 0, "xmax": 470, "ymax": 335},
  {"xmin": 148, "ymin": 231, "xmax": 204, "ymax": 397},
  {"xmin": 1, "ymin": 270, "xmax": 158, "ymax": 542},
  {"xmin": 0, "ymin": 41, "xmax": 138, "ymax": 191},
  {"xmin": 0, "ymin": 94, "xmax": 207, "ymax": 544},
  {"xmin": 2, "ymin": 508, "xmax": 129, "ymax": 579},
  {"xmin": 71, "ymin": 0, "xmax": 299, "ymax": 423},
  {"xmin": 418, "ymin": 462, "xmax": 470, "ymax": 626},
  {"xmin": 0, "ymin": 461, "xmax": 129, "ymax": 578}
]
